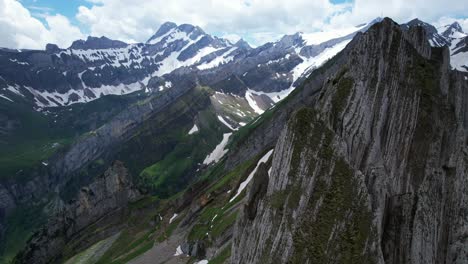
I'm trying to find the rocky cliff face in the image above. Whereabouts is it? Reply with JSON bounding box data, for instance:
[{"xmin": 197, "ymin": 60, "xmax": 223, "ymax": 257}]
[
  {"xmin": 232, "ymin": 18, "xmax": 468, "ymax": 264},
  {"xmin": 13, "ymin": 161, "xmax": 141, "ymax": 264},
  {"xmin": 0, "ymin": 79, "xmax": 192, "ymax": 214}
]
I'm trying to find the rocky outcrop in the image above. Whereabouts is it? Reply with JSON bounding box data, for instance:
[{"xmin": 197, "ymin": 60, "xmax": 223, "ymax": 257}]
[
  {"xmin": 232, "ymin": 18, "xmax": 468, "ymax": 264},
  {"xmin": 244, "ymin": 163, "xmax": 269, "ymax": 220},
  {"xmin": 13, "ymin": 161, "xmax": 141, "ymax": 264},
  {"xmin": 70, "ymin": 36, "xmax": 128, "ymax": 50}
]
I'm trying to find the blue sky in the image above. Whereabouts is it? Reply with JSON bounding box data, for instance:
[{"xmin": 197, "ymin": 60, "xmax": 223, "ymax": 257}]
[
  {"xmin": 21, "ymin": 0, "xmax": 92, "ymax": 31},
  {"xmin": 2, "ymin": 0, "xmax": 468, "ymax": 49}
]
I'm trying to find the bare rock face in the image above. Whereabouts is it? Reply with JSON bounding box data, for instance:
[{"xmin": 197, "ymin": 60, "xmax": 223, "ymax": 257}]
[
  {"xmin": 232, "ymin": 18, "xmax": 468, "ymax": 264},
  {"xmin": 13, "ymin": 161, "xmax": 141, "ymax": 264}
]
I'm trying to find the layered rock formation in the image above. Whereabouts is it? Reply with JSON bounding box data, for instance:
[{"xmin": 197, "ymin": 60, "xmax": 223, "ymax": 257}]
[
  {"xmin": 14, "ymin": 161, "xmax": 141, "ymax": 264},
  {"xmin": 0, "ymin": 80, "xmax": 192, "ymax": 242},
  {"xmin": 232, "ymin": 18, "xmax": 468, "ymax": 264}
]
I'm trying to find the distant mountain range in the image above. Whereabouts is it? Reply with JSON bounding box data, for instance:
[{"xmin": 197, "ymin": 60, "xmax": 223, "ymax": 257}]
[
  {"xmin": 1, "ymin": 18, "xmax": 465, "ymax": 113},
  {"xmin": 0, "ymin": 18, "xmax": 382, "ymax": 111}
]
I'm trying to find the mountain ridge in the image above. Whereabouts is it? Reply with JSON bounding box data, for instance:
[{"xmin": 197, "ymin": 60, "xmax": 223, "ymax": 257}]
[
  {"xmin": 232, "ymin": 17, "xmax": 468, "ymax": 264},
  {"xmin": 0, "ymin": 18, "xmax": 381, "ymax": 110}
]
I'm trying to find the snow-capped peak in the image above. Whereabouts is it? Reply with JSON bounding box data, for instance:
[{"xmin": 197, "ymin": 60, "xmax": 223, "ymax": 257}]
[
  {"xmin": 146, "ymin": 22, "xmax": 207, "ymax": 45},
  {"xmin": 299, "ymin": 17, "xmax": 381, "ymax": 46},
  {"xmin": 441, "ymin": 22, "xmax": 466, "ymax": 39},
  {"xmin": 402, "ymin": 18, "xmax": 449, "ymax": 47},
  {"xmin": 146, "ymin": 21, "xmax": 178, "ymax": 44}
]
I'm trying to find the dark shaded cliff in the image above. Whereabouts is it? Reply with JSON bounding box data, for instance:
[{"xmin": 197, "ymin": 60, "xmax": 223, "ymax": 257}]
[{"xmin": 14, "ymin": 161, "xmax": 141, "ymax": 264}]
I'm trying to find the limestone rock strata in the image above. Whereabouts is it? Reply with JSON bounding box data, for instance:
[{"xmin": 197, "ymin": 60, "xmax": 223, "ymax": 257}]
[{"xmin": 232, "ymin": 18, "xmax": 468, "ymax": 264}]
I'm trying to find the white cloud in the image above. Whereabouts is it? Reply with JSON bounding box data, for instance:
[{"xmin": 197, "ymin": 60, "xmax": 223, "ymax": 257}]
[
  {"xmin": 221, "ymin": 34, "xmax": 242, "ymax": 44},
  {"xmin": 76, "ymin": 0, "xmax": 347, "ymax": 46},
  {"xmin": 327, "ymin": 0, "xmax": 468, "ymax": 32},
  {"xmin": 0, "ymin": 0, "xmax": 84, "ymax": 49},
  {"xmin": 45, "ymin": 14, "xmax": 85, "ymax": 48},
  {"xmin": 75, "ymin": 0, "xmax": 468, "ymax": 46},
  {"xmin": 1, "ymin": 0, "xmax": 467, "ymax": 49}
]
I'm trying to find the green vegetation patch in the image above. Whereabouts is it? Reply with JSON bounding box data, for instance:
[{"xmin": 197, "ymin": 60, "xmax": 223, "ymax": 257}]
[
  {"xmin": 291, "ymin": 158, "xmax": 375, "ymax": 264},
  {"xmin": 208, "ymin": 245, "xmax": 231, "ymax": 264},
  {"xmin": 96, "ymin": 229, "xmax": 155, "ymax": 264},
  {"xmin": 211, "ymin": 211, "xmax": 238, "ymax": 238},
  {"xmin": 188, "ymin": 204, "xmax": 239, "ymax": 243},
  {"xmin": 206, "ymin": 158, "xmax": 256, "ymax": 194},
  {"xmin": 157, "ymin": 213, "xmax": 183, "ymax": 242},
  {"xmin": 63, "ymin": 86, "xmax": 217, "ymax": 199},
  {"xmin": 0, "ymin": 89, "xmax": 143, "ymax": 180},
  {"xmin": 0, "ymin": 203, "xmax": 47, "ymax": 264},
  {"xmin": 269, "ymin": 184, "xmax": 302, "ymax": 211},
  {"xmin": 285, "ymin": 108, "xmax": 375, "ymax": 263},
  {"xmin": 187, "ymin": 157, "xmax": 258, "ymax": 244},
  {"xmin": 256, "ymin": 107, "xmax": 377, "ymax": 263},
  {"xmin": 330, "ymin": 76, "xmax": 353, "ymax": 127}
]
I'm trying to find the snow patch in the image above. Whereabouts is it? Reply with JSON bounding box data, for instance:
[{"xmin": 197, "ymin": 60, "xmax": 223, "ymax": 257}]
[
  {"xmin": 23, "ymin": 78, "xmax": 145, "ymax": 107},
  {"xmin": 203, "ymin": 133, "xmax": 232, "ymax": 165},
  {"xmin": 169, "ymin": 213, "xmax": 178, "ymax": 224},
  {"xmin": 300, "ymin": 23, "xmax": 367, "ymax": 45},
  {"xmin": 291, "ymin": 39, "xmax": 351, "ymax": 85},
  {"xmin": 248, "ymin": 87, "xmax": 293, "ymax": 104},
  {"xmin": 217, "ymin": 115, "xmax": 237, "ymax": 131},
  {"xmin": 61, "ymin": 44, "xmax": 145, "ymax": 69},
  {"xmin": 197, "ymin": 47, "xmax": 237, "ymax": 70},
  {"xmin": 9, "ymin": 59, "xmax": 29, "ymax": 65},
  {"xmin": 450, "ymin": 38, "xmax": 468, "ymax": 72},
  {"xmin": 229, "ymin": 149, "xmax": 274, "ymax": 203},
  {"xmin": 6, "ymin": 85, "xmax": 24, "ymax": 97},
  {"xmin": 188, "ymin": 124, "xmax": 199, "ymax": 135},
  {"xmin": 174, "ymin": 245, "xmax": 184, "ymax": 256},
  {"xmin": 194, "ymin": 260, "xmax": 208, "ymax": 264},
  {"xmin": 245, "ymin": 89, "xmax": 264, "ymax": 114},
  {"xmin": 0, "ymin": 94, "xmax": 13, "ymax": 102},
  {"xmin": 155, "ymin": 34, "xmax": 222, "ymax": 76},
  {"xmin": 147, "ymin": 28, "xmax": 175, "ymax": 45}
]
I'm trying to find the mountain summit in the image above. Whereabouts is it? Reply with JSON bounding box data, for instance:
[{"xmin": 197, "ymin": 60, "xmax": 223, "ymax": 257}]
[
  {"xmin": 441, "ymin": 21, "xmax": 465, "ymax": 39},
  {"xmin": 70, "ymin": 36, "xmax": 128, "ymax": 50},
  {"xmin": 147, "ymin": 21, "xmax": 178, "ymax": 43},
  {"xmin": 146, "ymin": 22, "xmax": 208, "ymax": 45}
]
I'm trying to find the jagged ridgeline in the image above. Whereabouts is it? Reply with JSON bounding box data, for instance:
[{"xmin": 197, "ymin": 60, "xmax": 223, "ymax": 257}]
[{"xmin": 4, "ymin": 17, "xmax": 468, "ymax": 264}]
